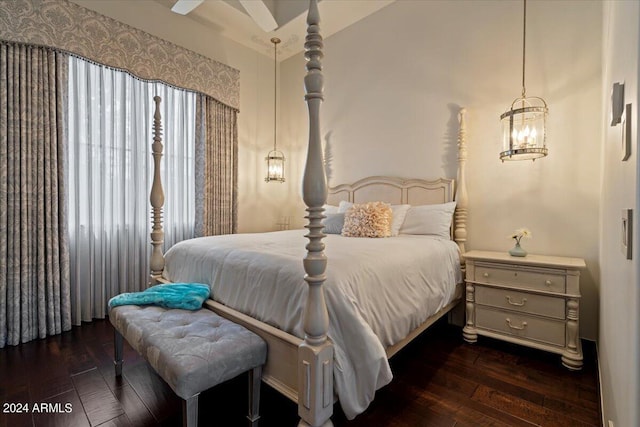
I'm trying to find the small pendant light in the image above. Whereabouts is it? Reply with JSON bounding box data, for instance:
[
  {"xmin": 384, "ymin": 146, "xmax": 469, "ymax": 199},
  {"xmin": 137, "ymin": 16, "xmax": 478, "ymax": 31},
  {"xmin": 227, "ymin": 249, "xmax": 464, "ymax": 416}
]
[
  {"xmin": 500, "ymin": 0, "xmax": 548, "ymax": 162},
  {"xmin": 265, "ymin": 37, "xmax": 285, "ymax": 182}
]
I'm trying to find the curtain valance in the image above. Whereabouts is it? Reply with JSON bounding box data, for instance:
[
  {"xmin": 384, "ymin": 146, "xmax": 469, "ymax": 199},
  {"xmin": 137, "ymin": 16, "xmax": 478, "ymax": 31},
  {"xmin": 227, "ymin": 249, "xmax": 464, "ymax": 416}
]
[{"xmin": 0, "ymin": 0, "xmax": 240, "ymax": 110}]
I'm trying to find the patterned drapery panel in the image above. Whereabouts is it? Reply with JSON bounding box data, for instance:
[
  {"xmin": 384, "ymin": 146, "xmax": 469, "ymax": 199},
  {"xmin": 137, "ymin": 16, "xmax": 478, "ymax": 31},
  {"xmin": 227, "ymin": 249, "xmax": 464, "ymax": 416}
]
[
  {"xmin": 0, "ymin": 0, "xmax": 239, "ymax": 110},
  {"xmin": 0, "ymin": 43, "xmax": 72, "ymax": 348},
  {"xmin": 195, "ymin": 95, "xmax": 238, "ymax": 237}
]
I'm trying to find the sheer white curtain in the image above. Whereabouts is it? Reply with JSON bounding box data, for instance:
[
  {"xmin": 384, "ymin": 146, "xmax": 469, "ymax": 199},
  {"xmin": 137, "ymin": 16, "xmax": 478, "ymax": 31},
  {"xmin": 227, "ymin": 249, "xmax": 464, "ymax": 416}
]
[{"xmin": 68, "ymin": 57, "xmax": 196, "ymax": 324}]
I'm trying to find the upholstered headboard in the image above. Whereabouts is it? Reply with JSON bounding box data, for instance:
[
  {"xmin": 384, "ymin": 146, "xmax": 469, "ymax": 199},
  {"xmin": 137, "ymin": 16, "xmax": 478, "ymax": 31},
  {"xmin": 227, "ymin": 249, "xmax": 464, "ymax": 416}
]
[{"xmin": 327, "ymin": 176, "xmax": 455, "ymax": 206}]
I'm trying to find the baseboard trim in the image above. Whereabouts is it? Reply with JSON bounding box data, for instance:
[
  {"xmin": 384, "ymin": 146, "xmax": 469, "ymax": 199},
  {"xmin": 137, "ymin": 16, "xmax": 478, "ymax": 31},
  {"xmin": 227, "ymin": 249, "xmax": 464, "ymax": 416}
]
[{"xmin": 594, "ymin": 339, "xmax": 606, "ymax": 427}]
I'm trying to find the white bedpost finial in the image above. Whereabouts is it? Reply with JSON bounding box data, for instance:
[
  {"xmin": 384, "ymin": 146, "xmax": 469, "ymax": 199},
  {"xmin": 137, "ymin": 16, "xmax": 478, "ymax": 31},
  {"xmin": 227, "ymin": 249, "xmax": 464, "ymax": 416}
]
[
  {"xmin": 149, "ymin": 96, "xmax": 165, "ymax": 285},
  {"xmin": 299, "ymin": 0, "xmax": 334, "ymax": 426},
  {"xmin": 454, "ymin": 108, "xmax": 468, "ymax": 271}
]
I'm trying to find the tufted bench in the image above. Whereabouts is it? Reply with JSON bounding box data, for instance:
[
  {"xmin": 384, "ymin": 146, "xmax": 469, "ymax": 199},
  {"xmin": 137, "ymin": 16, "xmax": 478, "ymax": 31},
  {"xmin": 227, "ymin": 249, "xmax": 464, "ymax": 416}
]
[{"xmin": 109, "ymin": 305, "xmax": 267, "ymax": 427}]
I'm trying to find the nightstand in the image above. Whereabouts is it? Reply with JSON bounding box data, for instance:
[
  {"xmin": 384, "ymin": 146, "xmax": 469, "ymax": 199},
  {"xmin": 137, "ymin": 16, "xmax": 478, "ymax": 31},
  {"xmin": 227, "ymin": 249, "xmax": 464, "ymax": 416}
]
[{"xmin": 462, "ymin": 250, "xmax": 586, "ymax": 370}]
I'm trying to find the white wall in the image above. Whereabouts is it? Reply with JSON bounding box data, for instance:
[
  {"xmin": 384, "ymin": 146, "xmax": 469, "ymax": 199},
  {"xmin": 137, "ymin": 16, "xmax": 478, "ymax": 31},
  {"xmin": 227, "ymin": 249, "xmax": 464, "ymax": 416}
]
[
  {"xmin": 71, "ymin": 0, "xmax": 296, "ymax": 233},
  {"xmin": 281, "ymin": 0, "xmax": 602, "ymax": 340},
  {"xmin": 600, "ymin": 2, "xmax": 640, "ymax": 426}
]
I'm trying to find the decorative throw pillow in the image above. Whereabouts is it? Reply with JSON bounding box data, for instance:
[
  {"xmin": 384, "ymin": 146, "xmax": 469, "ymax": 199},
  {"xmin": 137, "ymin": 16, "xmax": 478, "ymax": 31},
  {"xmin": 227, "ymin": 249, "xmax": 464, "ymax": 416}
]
[
  {"xmin": 339, "ymin": 201, "xmax": 409, "ymax": 237},
  {"xmin": 341, "ymin": 202, "xmax": 392, "ymax": 238},
  {"xmin": 399, "ymin": 201, "xmax": 457, "ymax": 238},
  {"xmin": 323, "ymin": 213, "xmax": 345, "ymax": 234}
]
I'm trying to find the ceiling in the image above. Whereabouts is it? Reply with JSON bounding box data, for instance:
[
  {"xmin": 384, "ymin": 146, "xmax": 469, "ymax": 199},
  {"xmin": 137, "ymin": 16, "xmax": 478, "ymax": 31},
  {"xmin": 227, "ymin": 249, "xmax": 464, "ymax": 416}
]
[{"xmin": 153, "ymin": 0, "xmax": 395, "ymax": 60}]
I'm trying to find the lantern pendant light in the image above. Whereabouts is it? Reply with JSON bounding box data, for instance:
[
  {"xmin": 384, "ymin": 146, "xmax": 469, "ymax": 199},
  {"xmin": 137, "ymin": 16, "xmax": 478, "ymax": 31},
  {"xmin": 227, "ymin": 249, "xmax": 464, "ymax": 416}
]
[
  {"xmin": 500, "ymin": 0, "xmax": 548, "ymax": 162},
  {"xmin": 265, "ymin": 37, "xmax": 285, "ymax": 182}
]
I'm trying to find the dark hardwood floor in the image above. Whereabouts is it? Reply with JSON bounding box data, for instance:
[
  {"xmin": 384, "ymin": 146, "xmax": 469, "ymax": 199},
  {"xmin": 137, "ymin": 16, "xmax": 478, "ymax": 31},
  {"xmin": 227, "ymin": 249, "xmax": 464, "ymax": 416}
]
[{"xmin": 0, "ymin": 318, "xmax": 601, "ymax": 427}]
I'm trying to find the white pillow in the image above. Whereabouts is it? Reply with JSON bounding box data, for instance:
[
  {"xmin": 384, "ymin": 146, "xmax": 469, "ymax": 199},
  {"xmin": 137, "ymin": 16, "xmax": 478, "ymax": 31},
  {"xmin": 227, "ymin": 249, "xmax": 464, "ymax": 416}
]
[
  {"xmin": 337, "ymin": 200, "xmax": 353, "ymax": 213},
  {"xmin": 400, "ymin": 202, "xmax": 457, "ymax": 238},
  {"xmin": 323, "ymin": 213, "xmax": 345, "ymax": 234},
  {"xmin": 390, "ymin": 204, "xmax": 411, "ymax": 236},
  {"xmin": 339, "ymin": 201, "xmax": 410, "ymax": 236},
  {"xmin": 324, "ymin": 204, "xmax": 339, "ymax": 214}
]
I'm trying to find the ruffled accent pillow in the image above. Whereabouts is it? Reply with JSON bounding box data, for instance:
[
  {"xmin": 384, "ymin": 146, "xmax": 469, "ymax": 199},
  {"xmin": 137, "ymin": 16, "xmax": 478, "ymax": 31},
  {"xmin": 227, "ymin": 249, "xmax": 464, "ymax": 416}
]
[
  {"xmin": 341, "ymin": 202, "xmax": 392, "ymax": 238},
  {"xmin": 340, "ymin": 201, "xmax": 410, "ymax": 237}
]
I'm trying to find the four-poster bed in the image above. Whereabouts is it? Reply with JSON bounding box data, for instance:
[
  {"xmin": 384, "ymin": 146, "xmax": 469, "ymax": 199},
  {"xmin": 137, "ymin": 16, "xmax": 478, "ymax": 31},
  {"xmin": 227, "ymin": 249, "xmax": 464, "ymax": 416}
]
[{"xmin": 147, "ymin": 1, "xmax": 469, "ymax": 425}]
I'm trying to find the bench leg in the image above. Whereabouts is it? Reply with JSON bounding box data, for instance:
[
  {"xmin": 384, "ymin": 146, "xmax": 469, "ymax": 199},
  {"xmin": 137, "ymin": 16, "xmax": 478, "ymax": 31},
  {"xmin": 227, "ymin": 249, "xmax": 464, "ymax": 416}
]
[
  {"xmin": 247, "ymin": 366, "xmax": 262, "ymax": 427},
  {"xmin": 183, "ymin": 393, "xmax": 199, "ymax": 427},
  {"xmin": 114, "ymin": 330, "xmax": 123, "ymax": 377}
]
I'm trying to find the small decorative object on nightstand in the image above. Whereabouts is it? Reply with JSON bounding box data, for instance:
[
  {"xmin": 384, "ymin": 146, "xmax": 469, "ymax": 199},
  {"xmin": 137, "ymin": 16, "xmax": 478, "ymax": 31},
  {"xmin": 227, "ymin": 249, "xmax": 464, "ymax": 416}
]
[
  {"xmin": 508, "ymin": 227, "xmax": 531, "ymax": 257},
  {"xmin": 462, "ymin": 250, "xmax": 586, "ymax": 370}
]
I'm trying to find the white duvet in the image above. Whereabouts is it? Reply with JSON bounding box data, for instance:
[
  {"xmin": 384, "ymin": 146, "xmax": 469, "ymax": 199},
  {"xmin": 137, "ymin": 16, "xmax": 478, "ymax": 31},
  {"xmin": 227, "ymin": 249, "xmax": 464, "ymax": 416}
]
[{"xmin": 163, "ymin": 230, "xmax": 461, "ymax": 419}]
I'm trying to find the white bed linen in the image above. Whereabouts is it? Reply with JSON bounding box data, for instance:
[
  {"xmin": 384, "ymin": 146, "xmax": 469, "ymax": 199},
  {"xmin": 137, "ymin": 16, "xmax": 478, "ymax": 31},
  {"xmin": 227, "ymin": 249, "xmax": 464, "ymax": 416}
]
[{"xmin": 163, "ymin": 230, "xmax": 461, "ymax": 419}]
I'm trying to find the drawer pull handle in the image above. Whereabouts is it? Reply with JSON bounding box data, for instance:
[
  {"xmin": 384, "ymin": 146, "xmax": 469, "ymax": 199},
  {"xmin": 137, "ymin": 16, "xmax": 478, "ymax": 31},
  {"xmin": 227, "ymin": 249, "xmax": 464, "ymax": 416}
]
[
  {"xmin": 545, "ymin": 280, "xmax": 552, "ymax": 286},
  {"xmin": 506, "ymin": 296, "xmax": 527, "ymax": 306},
  {"xmin": 483, "ymin": 272, "xmax": 489, "ymax": 278},
  {"xmin": 506, "ymin": 318, "xmax": 527, "ymax": 330}
]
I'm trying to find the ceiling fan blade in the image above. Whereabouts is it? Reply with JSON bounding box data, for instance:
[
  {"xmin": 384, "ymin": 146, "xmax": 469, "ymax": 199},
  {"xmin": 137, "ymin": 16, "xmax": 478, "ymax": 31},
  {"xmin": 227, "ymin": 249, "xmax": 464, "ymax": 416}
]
[
  {"xmin": 171, "ymin": 0, "xmax": 204, "ymax": 15},
  {"xmin": 238, "ymin": 0, "xmax": 278, "ymax": 32}
]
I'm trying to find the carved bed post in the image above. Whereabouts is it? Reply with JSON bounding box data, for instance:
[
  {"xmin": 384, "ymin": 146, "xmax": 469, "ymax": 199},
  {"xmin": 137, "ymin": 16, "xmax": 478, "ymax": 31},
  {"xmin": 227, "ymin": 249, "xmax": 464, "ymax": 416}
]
[
  {"xmin": 454, "ymin": 108, "xmax": 468, "ymax": 272},
  {"xmin": 149, "ymin": 96, "xmax": 165, "ymax": 285},
  {"xmin": 298, "ymin": 1, "xmax": 334, "ymax": 426}
]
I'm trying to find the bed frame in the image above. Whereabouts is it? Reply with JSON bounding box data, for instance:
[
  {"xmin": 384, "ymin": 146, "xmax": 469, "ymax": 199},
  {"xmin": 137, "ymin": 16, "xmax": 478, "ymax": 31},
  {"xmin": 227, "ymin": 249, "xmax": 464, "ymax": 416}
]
[{"xmin": 148, "ymin": 1, "xmax": 469, "ymax": 425}]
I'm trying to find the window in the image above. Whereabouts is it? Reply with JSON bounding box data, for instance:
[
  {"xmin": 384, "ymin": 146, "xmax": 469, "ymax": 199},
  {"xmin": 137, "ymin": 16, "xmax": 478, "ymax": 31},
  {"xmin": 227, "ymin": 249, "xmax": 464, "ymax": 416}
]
[{"xmin": 67, "ymin": 57, "xmax": 196, "ymax": 322}]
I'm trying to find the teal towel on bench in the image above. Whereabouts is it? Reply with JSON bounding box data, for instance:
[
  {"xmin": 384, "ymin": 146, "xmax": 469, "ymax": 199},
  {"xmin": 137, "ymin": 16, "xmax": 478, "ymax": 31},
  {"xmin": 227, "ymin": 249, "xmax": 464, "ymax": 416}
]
[{"xmin": 108, "ymin": 283, "xmax": 211, "ymax": 311}]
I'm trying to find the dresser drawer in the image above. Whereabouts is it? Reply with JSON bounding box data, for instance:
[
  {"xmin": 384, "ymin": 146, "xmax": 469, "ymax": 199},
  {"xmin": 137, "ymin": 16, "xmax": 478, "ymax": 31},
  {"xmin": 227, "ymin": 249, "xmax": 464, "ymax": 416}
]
[
  {"xmin": 475, "ymin": 286, "xmax": 565, "ymax": 320},
  {"xmin": 474, "ymin": 263, "xmax": 566, "ymax": 293},
  {"xmin": 476, "ymin": 306, "xmax": 565, "ymax": 347}
]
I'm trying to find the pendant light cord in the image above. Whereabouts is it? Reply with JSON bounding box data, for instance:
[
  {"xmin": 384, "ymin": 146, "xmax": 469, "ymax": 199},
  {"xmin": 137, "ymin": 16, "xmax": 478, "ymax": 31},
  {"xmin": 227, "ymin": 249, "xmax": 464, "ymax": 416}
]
[
  {"xmin": 521, "ymin": 0, "xmax": 527, "ymax": 98},
  {"xmin": 273, "ymin": 39, "xmax": 278, "ymax": 152}
]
